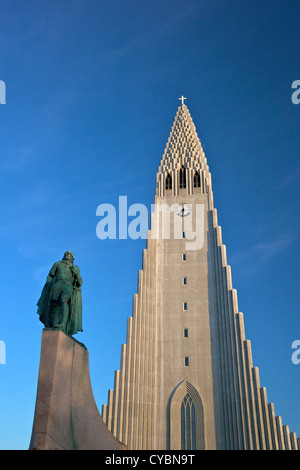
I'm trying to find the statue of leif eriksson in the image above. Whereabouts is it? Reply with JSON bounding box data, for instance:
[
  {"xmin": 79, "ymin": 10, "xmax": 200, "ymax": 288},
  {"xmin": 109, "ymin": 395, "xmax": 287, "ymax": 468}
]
[{"xmin": 37, "ymin": 251, "xmax": 83, "ymax": 336}]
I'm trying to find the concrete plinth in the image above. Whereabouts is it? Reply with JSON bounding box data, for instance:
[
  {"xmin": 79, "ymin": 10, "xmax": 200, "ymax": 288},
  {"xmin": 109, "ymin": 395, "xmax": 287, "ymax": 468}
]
[{"xmin": 29, "ymin": 330, "xmax": 126, "ymax": 450}]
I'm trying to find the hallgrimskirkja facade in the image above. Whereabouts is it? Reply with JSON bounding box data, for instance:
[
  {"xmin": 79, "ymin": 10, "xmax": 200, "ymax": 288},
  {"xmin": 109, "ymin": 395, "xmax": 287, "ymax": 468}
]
[{"xmin": 101, "ymin": 100, "xmax": 299, "ymax": 450}]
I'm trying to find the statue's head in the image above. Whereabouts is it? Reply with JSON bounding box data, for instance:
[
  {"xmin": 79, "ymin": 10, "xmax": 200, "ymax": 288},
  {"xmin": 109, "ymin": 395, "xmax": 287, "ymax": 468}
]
[{"xmin": 63, "ymin": 251, "xmax": 74, "ymax": 263}]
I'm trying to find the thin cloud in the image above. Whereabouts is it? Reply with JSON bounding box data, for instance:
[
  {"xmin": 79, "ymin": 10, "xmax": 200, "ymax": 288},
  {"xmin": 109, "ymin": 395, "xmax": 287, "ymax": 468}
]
[
  {"xmin": 278, "ymin": 167, "xmax": 300, "ymax": 189},
  {"xmin": 0, "ymin": 145, "xmax": 34, "ymax": 172},
  {"xmin": 230, "ymin": 231, "xmax": 295, "ymax": 276}
]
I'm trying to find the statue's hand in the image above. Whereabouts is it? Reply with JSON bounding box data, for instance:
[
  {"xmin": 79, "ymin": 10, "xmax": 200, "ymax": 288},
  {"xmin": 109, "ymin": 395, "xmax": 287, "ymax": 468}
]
[
  {"xmin": 70, "ymin": 265, "xmax": 79, "ymax": 276},
  {"xmin": 70, "ymin": 265, "xmax": 82, "ymax": 287}
]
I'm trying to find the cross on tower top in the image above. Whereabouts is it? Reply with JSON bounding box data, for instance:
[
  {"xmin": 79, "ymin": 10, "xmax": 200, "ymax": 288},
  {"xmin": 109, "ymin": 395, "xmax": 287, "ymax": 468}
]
[{"xmin": 179, "ymin": 95, "xmax": 187, "ymax": 106}]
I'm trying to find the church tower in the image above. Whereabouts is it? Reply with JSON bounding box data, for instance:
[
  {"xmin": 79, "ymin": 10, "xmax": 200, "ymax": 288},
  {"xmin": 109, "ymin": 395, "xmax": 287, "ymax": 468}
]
[{"xmin": 102, "ymin": 100, "xmax": 299, "ymax": 450}]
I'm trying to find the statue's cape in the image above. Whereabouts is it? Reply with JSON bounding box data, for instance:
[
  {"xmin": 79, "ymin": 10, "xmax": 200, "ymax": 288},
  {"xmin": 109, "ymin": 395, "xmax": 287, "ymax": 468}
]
[
  {"xmin": 68, "ymin": 286, "xmax": 83, "ymax": 335},
  {"xmin": 37, "ymin": 283, "xmax": 51, "ymax": 327},
  {"xmin": 37, "ymin": 281, "xmax": 83, "ymax": 336}
]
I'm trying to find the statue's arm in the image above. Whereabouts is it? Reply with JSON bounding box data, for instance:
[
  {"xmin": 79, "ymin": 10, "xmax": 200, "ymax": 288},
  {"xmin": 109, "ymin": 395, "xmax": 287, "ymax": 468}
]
[
  {"xmin": 46, "ymin": 263, "xmax": 58, "ymax": 284},
  {"xmin": 72, "ymin": 265, "xmax": 83, "ymax": 287}
]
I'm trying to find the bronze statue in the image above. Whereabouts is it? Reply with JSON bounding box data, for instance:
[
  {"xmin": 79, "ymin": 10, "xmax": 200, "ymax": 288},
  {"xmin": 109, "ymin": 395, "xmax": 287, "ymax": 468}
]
[{"xmin": 37, "ymin": 251, "xmax": 83, "ymax": 336}]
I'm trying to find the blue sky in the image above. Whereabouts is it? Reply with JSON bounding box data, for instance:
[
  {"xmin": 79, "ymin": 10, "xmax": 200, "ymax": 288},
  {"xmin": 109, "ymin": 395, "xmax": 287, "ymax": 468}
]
[{"xmin": 0, "ymin": 0, "xmax": 299, "ymax": 449}]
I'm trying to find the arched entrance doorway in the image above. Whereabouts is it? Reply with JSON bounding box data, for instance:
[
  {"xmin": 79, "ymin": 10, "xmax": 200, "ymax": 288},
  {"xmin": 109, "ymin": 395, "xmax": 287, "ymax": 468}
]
[{"xmin": 167, "ymin": 380, "xmax": 205, "ymax": 450}]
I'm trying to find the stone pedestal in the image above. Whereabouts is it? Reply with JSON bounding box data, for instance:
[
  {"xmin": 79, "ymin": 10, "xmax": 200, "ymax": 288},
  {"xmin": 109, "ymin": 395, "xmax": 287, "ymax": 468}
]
[{"xmin": 29, "ymin": 330, "xmax": 126, "ymax": 450}]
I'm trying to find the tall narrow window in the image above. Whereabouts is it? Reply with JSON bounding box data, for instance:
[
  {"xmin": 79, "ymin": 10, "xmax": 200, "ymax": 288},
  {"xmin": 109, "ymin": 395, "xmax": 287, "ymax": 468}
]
[
  {"xmin": 183, "ymin": 302, "xmax": 188, "ymax": 311},
  {"xmin": 181, "ymin": 393, "xmax": 196, "ymax": 449},
  {"xmin": 184, "ymin": 328, "xmax": 189, "ymax": 337},
  {"xmin": 184, "ymin": 357, "xmax": 189, "ymax": 367},
  {"xmin": 165, "ymin": 173, "xmax": 172, "ymax": 190},
  {"xmin": 194, "ymin": 171, "xmax": 201, "ymax": 188},
  {"xmin": 183, "ymin": 277, "xmax": 187, "ymax": 285},
  {"xmin": 179, "ymin": 166, "xmax": 186, "ymax": 189},
  {"xmin": 182, "ymin": 253, "xmax": 187, "ymax": 261}
]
